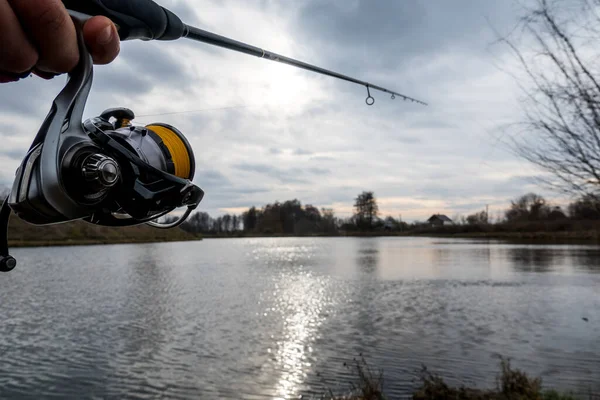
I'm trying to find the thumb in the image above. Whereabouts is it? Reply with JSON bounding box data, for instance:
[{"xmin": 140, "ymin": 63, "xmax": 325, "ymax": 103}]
[{"xmin": 82, "ymin": 16, "xmax": 120, "ymax": 65}]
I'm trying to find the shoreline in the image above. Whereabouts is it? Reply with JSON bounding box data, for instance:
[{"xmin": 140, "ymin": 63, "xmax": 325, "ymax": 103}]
[
  {"xmin": 201, "ymin": 230, "xmax": 600, "ymax": 243},
  {"xmin": 7, "ymin": 230, "xmax": 600, "ymax": 248},
  {"xmin": 7, "ymin": 236, "xmax": 203, "ymax": 249}
]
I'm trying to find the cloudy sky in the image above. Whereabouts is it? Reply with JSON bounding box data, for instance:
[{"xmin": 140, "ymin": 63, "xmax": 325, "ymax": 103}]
[{"xmin": 0, "ymin": 0, "xmax": 574, "ymax": 222}]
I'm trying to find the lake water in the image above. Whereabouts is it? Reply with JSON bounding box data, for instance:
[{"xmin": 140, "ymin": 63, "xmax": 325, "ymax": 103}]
[{"xmin": 0, "ymin": 237, "xmax": 599, "ymax": 399}]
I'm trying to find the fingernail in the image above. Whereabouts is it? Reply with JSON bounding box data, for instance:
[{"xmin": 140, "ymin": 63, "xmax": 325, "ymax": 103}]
[{"xmin": 97, "ymin": 25, "xmax": 114, "ymax": 45}]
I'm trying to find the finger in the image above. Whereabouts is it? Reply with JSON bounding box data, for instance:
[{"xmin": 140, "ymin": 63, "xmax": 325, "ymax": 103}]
[
  {"xmin": 8, "ymin": 0, "xmax": 79, "ymax": 74},
  {"xmin": 0, "ymin": 0, "xmax": 38, "ymax": 74},
  {"xmin": 83, "ymin": 16, "xmax": 120, "ymax": 65},
  {"xmin": 32, "ymin": 68, "xmax": 59, "ymax": 80}
]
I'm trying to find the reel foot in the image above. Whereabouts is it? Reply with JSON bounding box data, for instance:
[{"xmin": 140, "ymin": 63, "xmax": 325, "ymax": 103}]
[{"xmin": 0, "ymin": 256, "xmax": 16, "ymax": 273}]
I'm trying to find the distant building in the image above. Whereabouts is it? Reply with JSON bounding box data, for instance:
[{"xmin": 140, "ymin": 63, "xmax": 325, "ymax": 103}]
[
  {"xmin": 427, "ymin": 214, "xmax": 453, "ymax": 226},
  {"xmin": 383, "ymin": 220, "xmax": 394, "ymax": 231}
]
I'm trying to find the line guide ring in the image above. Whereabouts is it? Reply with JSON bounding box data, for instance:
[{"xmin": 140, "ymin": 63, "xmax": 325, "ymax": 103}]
[{"xmin": 365, "ymin": 86, "xmax": 375, "ymax": 106}]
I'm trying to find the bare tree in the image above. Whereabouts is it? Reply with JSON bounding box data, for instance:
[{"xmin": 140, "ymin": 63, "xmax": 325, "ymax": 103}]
[
  {"xmin": 568, "ymin": 193, "xmax": 600, "ymax": 218},
  {"xmin": 223, "ymin": 214, "xmax": 232, "ymax": 233},
  {"xmin": 500, "ymin": 0, "xmax": 600, "ymax": 198},
  {"xmin": 505, "ymin": 193, "xmax": 551, "ymax": 222},
  {"xmin": 354, "ymin": 191, "xmax": 379, "ymax": 230},
  {"xmin": 466, "ymin": 210, "xmax": 488, "ymax": 225}
]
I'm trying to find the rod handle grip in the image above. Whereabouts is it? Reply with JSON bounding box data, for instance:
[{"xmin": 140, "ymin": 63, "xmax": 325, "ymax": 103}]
[{"xmin": 62, "ymin": 0, "xmax": 184, "ymax": 41}]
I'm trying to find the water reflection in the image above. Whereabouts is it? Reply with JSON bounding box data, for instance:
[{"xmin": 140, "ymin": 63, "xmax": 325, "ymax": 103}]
[
  {"xmin": 346, "ymin": 239, "xmax": 381, "ymax": 360},
  {"xmin": 431, "ymin": 244, "xmax": 492, "ymax": 273},
  {"xmin": 1, "ymin": 238, "xmax": 600, "ymax": 399},
  {"xmin": 472, "ymin": 246, "xmax": 491, "ymax": 267},
  {"xmin": 357, "ymin": 239, "xmax": 380, "ymax": 276},
  {"xmin": 111, "ymin": 244, "xmax": 178, "ymax": 388},
  {"xmin": 267, "ymin": 247, "xmax": 334, "ymax": 399},
  {"xmin": 508, "ymin": 247, "xmax": 558, "ymax": 273},
  {"xmin": 570, "ymin": 248, "xmax": 600, "ymax": 272}
]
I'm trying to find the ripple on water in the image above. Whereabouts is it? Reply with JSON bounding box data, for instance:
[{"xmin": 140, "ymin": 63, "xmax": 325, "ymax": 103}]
[{"xmin": 0, "ymin": 238, "xmax": 598, "ymax": 399}]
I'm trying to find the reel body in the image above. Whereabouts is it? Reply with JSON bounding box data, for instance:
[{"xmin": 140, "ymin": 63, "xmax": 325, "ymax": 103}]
[
  {"xmin": 9, "ymin": 110, "xmax": 200, "ymax": 227},
  {"xmin": 0, "ymin": 16, "xmax": 204, "ymax": 272}
]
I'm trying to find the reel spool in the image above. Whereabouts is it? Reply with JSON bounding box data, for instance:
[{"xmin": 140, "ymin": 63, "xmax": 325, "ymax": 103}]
[{"xmin": 0, "ymin": 15, "xmax": 204, "ymax": 272}]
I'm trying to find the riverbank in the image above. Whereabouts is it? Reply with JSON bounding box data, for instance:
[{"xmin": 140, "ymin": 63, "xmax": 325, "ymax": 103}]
[
  {"xmin": 408, "ymin": 230, "xmax": 600, "ymax": 243},
  {"xmin": 198, "ymin": 218, "xmax": 600, "ymax": 243},
  {"xmin": 7, "ymin": 230, "xmax": 600, "ymax": 248},
  {"xmin": 7, "ymin": 236, "xmax": 202, "ymax": 248},
  {"xmin": 200, "ymin": 230, "xmax": 600, "ymax": 243},
  {"xmin": 6, "ymin": 217, "xmax": 202, "ymax": 248},
  {"xmin": 6, "ymin": 214, "xmax": 600, "ymax": 248},
  {"xmin": 329, "ymin": 357, "xmax": 593, "ymax": 400}
]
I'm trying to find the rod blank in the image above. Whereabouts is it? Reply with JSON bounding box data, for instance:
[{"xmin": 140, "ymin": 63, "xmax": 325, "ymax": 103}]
[{"xmin": 183, "ymin": 25, "xmax": 427, "ymax": 106}]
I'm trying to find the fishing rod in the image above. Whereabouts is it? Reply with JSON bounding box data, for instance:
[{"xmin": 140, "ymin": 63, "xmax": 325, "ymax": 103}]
[
  {"xmin": 182, "ymin": 24, "xmax": 428, "ymax": 106},
  {"xmin": 64, "ymin": 0, "xmax": 428, "ymax": 106},
  {"xmin": 0, "ymin": 0, "xmax": 427, "ymax": 273}
]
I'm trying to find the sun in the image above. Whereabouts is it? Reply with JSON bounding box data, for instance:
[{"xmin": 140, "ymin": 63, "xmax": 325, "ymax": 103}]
[{"xmin": 254, "ymin": 60, "xmax": 329, "ymax": 112}]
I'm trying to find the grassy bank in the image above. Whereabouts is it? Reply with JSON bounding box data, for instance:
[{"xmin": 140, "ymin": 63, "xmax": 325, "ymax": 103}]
[
  {"xmin": 407, "ymin": 230, "xmax": 600, "ymax": 243},
  {"xmin": 405, "ymin": 220, "xmax": 600, "ymax": 242},
  {"xmin": 198, "ymin": 230, "xmax": 600, "ymax": 244},
  {"xmin": 195, "ymin": 219, "xmax": 600, "ymax": 242},
  {"xmin": 324, "ymin": 357, "xmax": 595, "ymax": 400},
  {"xmin": 7, "ymin": 216, "xmax": 600, "ymax": 248},
  {"xmin": 6, "ymin": 216, "xmax": 202, "ymax": 248},
  {"xmin": 412, "ymin": 359, "xmax": 585, "ymax": 400}
]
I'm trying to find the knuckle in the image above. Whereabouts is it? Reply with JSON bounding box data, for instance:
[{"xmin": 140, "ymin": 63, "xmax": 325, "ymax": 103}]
[
  {"xmin": 33, "ymin": 0, "xmax": 79, "ymax": 72},
  {"xmin": 35, "ymin": 0, "xmax": 69, "ymax": 32}
]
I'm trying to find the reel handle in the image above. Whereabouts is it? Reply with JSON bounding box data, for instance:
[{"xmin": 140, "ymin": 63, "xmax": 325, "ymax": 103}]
[
  {"xmin": 0, "ymin": 198, "xmax": 15, "ymax": 273},
  {"xmin": 62, "ymin": 0, "xmax": 184, "ymax": 41}
]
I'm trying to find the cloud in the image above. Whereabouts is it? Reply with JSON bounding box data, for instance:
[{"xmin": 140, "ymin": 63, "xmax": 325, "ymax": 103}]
[
  {"xmin": 0, "ymin": 0, "xmax": 573, "ymax": 222},
  {"xmin": 232, "ymin": 162, "xmax": 317, "ymax": 185},
  {"xmin": 308, "ymin": 167, "xmax": 330, "ymax": 175},
  {"xmin": 293, "ymin": 148, "xmax": 313, "ymax": 156},
  {"xmin": 0, "ymin": 149, "xmax": 28, "ymax": 161},
  {"xmin": 0, "ymin": 77, "xmax": 61, "ymax": 117}
]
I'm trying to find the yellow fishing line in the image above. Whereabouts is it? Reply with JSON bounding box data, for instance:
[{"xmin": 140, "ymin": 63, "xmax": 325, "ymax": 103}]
[{"xmin": 146, "ymin": 124, "xmax": 191, "ymax": 179}]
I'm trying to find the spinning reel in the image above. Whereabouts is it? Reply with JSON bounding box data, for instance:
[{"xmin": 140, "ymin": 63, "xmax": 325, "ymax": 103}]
[{"xmin": 0, "ymin": 16, "xmax": 204, "ymax": 272}]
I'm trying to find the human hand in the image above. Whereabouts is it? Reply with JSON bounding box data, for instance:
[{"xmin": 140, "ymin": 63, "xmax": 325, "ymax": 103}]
[{"xmin": 0, "ymin": 0, "xmax": 120, "ymax": 83}]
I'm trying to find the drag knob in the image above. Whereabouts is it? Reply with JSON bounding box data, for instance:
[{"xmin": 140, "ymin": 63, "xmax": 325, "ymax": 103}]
[{"xmin": 82, "ymin": 154, "xmax": 121, "ymax": 189}]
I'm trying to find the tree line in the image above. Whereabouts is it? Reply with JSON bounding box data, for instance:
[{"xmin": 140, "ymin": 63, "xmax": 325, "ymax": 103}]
[
  {"xmin": 452, "ymin": 192, "xmax": 600, "ymax": 227},
  {"xmin": 176, "ymin": 190, "xmax": 600, "ymax": 236},
  {"xmin": 179, "ymin": 199, "xmax": 339, "ymax": 236},
  {"xmin": 177, "ymin": 191, "xmax": 385, "ymax": 235},
  {"xmin": 2, "ymin": 188, "xmax": 598, "ymax": 236}
]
